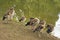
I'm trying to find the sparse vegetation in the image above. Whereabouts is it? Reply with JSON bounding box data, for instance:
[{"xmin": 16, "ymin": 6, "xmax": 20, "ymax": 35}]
[{"xmin": 0, "ymin": 21, "xmax": 60, "ymax": 40}]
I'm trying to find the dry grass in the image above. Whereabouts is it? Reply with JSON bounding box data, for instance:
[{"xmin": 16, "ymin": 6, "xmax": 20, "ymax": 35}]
[{"xmin": 0, "ymin": 21, "xmax": 60, "ymax": 40}]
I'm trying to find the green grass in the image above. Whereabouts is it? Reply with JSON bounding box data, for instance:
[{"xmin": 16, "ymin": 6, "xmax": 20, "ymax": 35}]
[{"xmin": 0, "ymin": 0, "xmax": 60, "ymax": 25}]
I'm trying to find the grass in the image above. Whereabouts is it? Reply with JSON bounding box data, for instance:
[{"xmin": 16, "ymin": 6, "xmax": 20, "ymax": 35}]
[
  {"xmin": 0, "ymin": 0, "xmax": 60, "ymax": 40},
  {"xmin": 0, "ymin": 21, "xmax": 60, "ymax": 40},
  {"xmin": 0, "ymin": 0, "xmax": 60, "ymax": 24}
]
